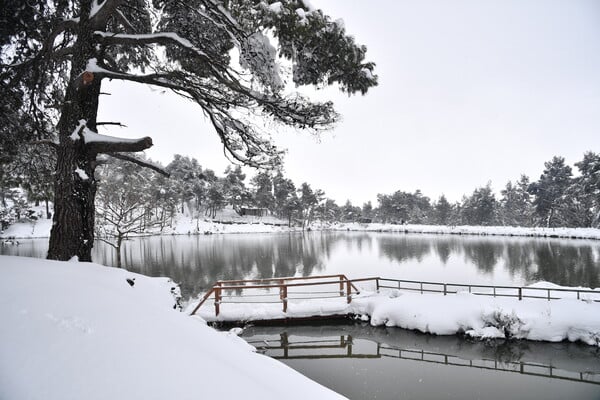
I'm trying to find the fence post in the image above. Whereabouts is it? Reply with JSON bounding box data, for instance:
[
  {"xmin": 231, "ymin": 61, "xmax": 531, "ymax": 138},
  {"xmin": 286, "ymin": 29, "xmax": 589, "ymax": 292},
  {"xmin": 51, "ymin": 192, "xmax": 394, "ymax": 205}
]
[
  {"xmin": 339, "ymin": 276, "xmax": 344, "ymax": 296},
  {"xmin": 376, "ymin": 278, "xmax": 380, "ymax": 292},
  {"xmin": 547, "ymin": 289, "xmax": 551, "ymax": 301},
  {"xmin": 346, "ymin": 280, "xmax": 352, "ymax": 304},
  {"xmin": 493, "ymin": 287, "xmax": 496, "ymax": 298},
  {"xmin": 282, "ymin": 285, "xmax": 288, "ymax": 313},
  {"xmin": 443, "ymin": 283, "xmax": 447, "ymax": 296},
  {"xmin": 214, "ymin": 286, "xmax": 221, "ymax": 316},
  {"xmin": 518, "ymin": 287, "xmax": 522, "ymax": 301},
  {"xmin": 420, "ymin": 282, "xmax": 423, "ymax": 294}
]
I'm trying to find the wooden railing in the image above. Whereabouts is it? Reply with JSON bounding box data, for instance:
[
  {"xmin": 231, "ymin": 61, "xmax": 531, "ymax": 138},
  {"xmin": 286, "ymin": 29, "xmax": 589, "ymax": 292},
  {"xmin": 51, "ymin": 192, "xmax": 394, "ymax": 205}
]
[
  {"xmin": 189, "ymin": 275, "xmax": 600, "ymax": 317},
  {"xmin": 189, "ymin": 274, "xmax": 366, "ymax": 316},
  {"xmin": 375, "ymin": 278, "xmax": 600, "ymax": 302}
]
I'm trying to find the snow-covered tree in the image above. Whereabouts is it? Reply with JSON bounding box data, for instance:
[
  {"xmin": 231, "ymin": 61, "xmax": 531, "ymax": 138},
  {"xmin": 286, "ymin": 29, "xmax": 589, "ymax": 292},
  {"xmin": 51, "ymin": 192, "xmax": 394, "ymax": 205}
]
[
  {"xmin": 298, "ymin": 182, "xmax": 323, "ymax": 229},
  {"xmin": 461, "ymin": 183, "xmax": 497, "ymax": 226},
  {"xmin": 433, "ymin": 194, "xmax": 452, "ymax": 225},
  {"xmin": 95, "ymin": 158, "xmax": 167, "ymax": 267},
  {"xmin": 573, "ymin": 152, "xmax": 600, "ymax": 228},
  {"xmin": 165, "ymin": 155, "xmax": 205, "ymax": 214},
  {"xmin": 250, "ymin": 170, "xmax": 274, "ymax": 210},
  {"xmin": 1, "ymin": 0, "xmax": 377, "ymax": 261},
  {"xmin": 499, "ymin": 175, "xmax": 533, "ymax": 227},
  {"xmin": 528, "ymin": 156, "xmax": 572, "ymax": 227}
]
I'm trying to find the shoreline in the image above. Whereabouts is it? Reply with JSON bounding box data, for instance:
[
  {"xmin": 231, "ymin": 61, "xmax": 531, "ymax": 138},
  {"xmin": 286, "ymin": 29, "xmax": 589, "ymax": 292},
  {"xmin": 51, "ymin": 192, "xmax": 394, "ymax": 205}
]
[{"xmin": 3, "ymin": 219, "xmax": 600, "ymax": 241}]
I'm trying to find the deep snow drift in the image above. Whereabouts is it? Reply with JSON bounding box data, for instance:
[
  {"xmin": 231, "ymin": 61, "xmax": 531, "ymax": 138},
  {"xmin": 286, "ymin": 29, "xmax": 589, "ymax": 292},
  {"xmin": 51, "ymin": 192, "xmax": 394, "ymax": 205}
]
[{"xmin": 0, "ymin": 256, "xmax": 345, "ymax": 400}]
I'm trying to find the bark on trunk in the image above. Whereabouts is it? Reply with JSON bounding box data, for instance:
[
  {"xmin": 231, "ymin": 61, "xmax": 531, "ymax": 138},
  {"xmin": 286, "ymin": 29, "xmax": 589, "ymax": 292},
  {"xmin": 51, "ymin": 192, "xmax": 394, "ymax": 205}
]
[{"xmin": 47, "ymin": 9, "xmax": 101, "ymax": 262}]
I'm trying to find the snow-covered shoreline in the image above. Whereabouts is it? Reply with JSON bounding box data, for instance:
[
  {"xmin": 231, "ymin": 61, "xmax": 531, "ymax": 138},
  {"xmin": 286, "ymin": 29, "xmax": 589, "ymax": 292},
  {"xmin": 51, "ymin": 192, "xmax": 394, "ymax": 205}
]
[
  {"xmin": 3, "ymin": 217, "xmax": 600, "ymax": 241},
  {"xmin": 0, "ymin": 256, "xmax": 345, "ymax": 400}
]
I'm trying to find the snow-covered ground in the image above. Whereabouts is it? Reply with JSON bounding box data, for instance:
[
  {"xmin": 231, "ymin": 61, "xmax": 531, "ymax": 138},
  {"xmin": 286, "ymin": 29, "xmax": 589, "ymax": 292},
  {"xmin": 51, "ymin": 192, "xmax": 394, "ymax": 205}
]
[
  {"xmin": 3, "ymin": 213, "xmax": 600, "ymax": 240},
  {"xmin": 0, "ymin": 256, "xmax": 345, "ymax": 400},
  {"xmin": 191, "ymin": 285, "xmax": 600, "ymax": 347},
  {"xmin": 330, "ymin": 222, "xmax": 600, "ymax": 240}
]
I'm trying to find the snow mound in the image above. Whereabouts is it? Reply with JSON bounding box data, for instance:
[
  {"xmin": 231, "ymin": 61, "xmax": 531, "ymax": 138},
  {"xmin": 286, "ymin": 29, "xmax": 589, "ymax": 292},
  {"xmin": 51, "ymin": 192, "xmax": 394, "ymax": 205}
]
[{"xmin": 0, "ymin": 256, "xmax": 345, "ymax": 400}]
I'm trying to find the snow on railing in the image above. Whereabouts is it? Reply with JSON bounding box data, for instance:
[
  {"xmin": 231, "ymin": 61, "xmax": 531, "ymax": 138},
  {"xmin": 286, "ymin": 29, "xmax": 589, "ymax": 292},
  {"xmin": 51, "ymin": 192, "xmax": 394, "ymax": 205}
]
[{"xmin": 190, "ymin": 275, "xmax": 600, "ymax": 317}]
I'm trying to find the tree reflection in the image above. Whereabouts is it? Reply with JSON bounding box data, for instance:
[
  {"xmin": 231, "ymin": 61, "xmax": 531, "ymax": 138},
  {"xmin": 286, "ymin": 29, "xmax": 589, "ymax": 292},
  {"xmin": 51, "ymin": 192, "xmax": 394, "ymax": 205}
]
[
  {"xmin": 461, "ymin": 240, "xmax": 504, "ymax": 274},
  {"xmin": 378, "ymin": 236, "xmax": 432, "ymax": 263}
]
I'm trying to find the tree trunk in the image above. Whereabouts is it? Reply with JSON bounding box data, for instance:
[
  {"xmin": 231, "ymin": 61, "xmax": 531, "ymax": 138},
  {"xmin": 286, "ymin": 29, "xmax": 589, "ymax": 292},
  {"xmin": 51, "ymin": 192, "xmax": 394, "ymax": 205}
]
[
  {"xmin": 116, "ymin": 235, "xmax": 123, "ymax": 268},
  {"xmin": 45, "ymin": 199, "xmax": 51, "ymax": 219},
  {"xmin": 47, "ymin": 10, "xmax": 101, "ymax": 262}
]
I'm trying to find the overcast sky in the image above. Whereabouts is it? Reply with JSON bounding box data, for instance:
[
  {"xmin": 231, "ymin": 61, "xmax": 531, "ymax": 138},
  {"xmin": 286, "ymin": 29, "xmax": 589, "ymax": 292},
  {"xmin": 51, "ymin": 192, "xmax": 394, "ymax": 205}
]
[{"xmin": 98, "ymin": 0, "xmax": 600, "ymax": 206}]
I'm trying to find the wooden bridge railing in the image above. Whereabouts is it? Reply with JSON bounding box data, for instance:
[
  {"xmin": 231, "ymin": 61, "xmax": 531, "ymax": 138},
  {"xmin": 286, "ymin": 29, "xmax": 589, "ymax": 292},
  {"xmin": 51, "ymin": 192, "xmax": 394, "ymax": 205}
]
[{"xmin": 189, "ymin": 275, "xmax": 600, "ymax": 317}]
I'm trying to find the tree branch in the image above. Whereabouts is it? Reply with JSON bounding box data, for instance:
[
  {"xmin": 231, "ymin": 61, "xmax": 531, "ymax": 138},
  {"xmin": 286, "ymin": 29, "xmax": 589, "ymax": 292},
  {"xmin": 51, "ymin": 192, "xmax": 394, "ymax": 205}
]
[
  {"xmin": 105, "ymin": 153, "xmax": 170, "ymax": 177},
  {"xmin": 31, "ymin": 140, "xmax": 59, "ymax": 149},
  {"xmin": 97, "ymin": 121, "xmax": 127, "ymax": 127}
]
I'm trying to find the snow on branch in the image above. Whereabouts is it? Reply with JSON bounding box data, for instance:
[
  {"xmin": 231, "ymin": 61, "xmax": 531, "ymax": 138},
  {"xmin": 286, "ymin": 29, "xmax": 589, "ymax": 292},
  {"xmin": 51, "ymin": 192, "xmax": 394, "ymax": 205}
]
[
  {"xmin": 83, "ymin": 130, "xmax": 153, "ymax": 155},
  {"xmin": 94, "ymin": 31, "xmax": 209, "ymax": 58}
]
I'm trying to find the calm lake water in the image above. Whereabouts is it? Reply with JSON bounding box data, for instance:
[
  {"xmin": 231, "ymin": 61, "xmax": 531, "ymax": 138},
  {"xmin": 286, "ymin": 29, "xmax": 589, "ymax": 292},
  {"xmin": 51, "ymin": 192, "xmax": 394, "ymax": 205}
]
[
  {"xmin": 242, "ymin": 323, "xmax": 600, "ymax": 400},
  {"xmin": 3, "ymin": 232, "xmax": 600, "ymax": 399},
  {"xmin": 3, "ymin": 231, "xmax": 599, "ymax": 299}
]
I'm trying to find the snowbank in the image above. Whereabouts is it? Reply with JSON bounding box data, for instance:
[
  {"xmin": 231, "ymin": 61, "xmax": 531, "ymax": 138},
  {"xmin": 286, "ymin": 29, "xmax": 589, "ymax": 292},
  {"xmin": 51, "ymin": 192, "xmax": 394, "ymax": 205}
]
[
  {"xmin": 0, "ymin": 256, "xmax": 345, "ymax": 400},
  {"xmin": 331, "ymin": 222, "xmax": 600, "ymax": 240},
  {"xmin": 4, "ymin": 217, "xmax": 600, "ymax": 241},
  {"xmin": 192, "ymin": 288, "xmax": 600, "ymax": 347}
]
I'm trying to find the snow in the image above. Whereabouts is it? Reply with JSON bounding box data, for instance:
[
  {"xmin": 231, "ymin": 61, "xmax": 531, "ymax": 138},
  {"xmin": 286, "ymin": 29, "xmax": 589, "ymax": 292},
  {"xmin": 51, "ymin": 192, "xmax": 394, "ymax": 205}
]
[
  {"xmin": 0, "ymin": 256, "xmax": 346, "ymax": 400},
  {"xmin": 191, "ymin": 285, "xmax": 600, "ymax": 347},
  {"xmin": 74, "ymin": 168, "xmax": 89, "ymax": 180},
  {"xmin": 3, "ymin": 211, "xmax": 600, "ymax": 241},
  {"xmin": 94, "ymin": 32, "xmax": 207, "ymax": 57},
  {"xmin": 331, "ymin": 222, "xmax": 600, "ymax": 240},
  {"xmin": 268, "ymin": 2, "xmax": 283, "ymax": 14}
]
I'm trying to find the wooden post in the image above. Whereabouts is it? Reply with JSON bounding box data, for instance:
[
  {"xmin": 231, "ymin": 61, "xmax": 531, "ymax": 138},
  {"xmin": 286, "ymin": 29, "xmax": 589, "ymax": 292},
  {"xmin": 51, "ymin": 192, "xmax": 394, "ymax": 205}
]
[
  {"xmin": 339, "ymin": 276, "xmax": 344, "ymax": 296},
  {"xmin": 420, "ymin": 282, "xmax": 423, "ymax": 294},
  {"xmin": 346, "ymin": 280, "xmax": 352, "ymax": 304},
  {"xmin": 493, "ymin": 287, "xmax": 496, "ymax": 298},
  {"xmin": 214, "ymin": 287, "xmax": 221, "ymax": 316},
  {"xmin": 443, "ymin": 283, "xmax": 447, "ymax": 296},
  {"xmin": 547, "ymin": 289, "xmax": 551, "ymax": 301},
  {"xmin": 518, "ymin": 287, "xmax": 522, "ymax": 301},
  {"xmin": 279, "ymin": 279, "xmax": 287, "ymax": 313},
  {"xmin": 376, "ymin": 278, "xmax": 380, "ymax": 292}
]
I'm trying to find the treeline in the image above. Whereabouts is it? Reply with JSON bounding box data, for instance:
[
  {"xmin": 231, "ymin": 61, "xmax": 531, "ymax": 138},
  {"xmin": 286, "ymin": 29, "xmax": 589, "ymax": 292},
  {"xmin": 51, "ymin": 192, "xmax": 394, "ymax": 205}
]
[
  {"xmin": 94, "ymin": 151, "xmax": 600, "ymax": 230},
  {"xmin": 1, "ymin": 151, "xmax": 599, "ymax": 231},
  {"xmin": 377, "ymin": 153, "xmax": 599, "ymax": 228}
]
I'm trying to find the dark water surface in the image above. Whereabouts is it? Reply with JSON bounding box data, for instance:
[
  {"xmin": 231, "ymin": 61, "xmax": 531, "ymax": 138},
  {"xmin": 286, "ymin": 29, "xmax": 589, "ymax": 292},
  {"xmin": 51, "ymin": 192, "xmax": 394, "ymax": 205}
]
[
  {"xmin": 2, "ymin": 232, "xmax": 599, "ymax": 299},
  {"xmin": 241, "ymin": 324, "xmax": 600, "ymax": 400}
]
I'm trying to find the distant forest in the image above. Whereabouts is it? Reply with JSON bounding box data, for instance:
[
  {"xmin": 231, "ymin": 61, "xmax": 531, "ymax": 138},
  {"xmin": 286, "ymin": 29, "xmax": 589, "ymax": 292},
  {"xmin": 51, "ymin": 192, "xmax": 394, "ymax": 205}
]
[{"xmin": 1, "ymin": 151, "xmax": 599, "ymax": 230}]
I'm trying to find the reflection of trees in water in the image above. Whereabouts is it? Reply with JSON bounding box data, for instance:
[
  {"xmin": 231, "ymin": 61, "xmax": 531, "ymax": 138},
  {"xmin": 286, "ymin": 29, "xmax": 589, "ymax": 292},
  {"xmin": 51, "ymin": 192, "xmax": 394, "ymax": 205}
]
[
  {"xmin": 104, "ymin": 233, "xmax": 353, "ymax": 299},
  {"xmin": 461, "ymin": 241, "xmax": 504, "ymax": 274},
  {"xmin": 378, "ymin": 236, "xmax": 432, "ymax": 264},
  {"xmin": 85, "ymin": 233, "xmax": 600, "ymax": 297},
  {"xmin": 532, "ymin": 243, "xmax": 600, "ymax": 288}
]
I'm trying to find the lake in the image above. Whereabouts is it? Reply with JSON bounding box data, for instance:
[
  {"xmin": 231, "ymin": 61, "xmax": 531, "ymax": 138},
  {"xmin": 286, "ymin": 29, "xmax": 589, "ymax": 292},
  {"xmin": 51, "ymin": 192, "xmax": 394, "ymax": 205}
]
[
  {"xmin": 3, "ymin": 231, "xmax": 599, "ymax": 300},
  {"xmin": 3, "ymin": 231, "xmax": 600, "ymax": 398}
]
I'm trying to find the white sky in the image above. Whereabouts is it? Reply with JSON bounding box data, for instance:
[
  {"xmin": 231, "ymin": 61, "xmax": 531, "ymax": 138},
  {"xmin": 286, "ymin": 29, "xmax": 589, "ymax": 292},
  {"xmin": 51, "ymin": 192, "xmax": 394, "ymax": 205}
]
[{"xmin": 98, "ymin": 0, "xmax": 600, "ymax": 206}]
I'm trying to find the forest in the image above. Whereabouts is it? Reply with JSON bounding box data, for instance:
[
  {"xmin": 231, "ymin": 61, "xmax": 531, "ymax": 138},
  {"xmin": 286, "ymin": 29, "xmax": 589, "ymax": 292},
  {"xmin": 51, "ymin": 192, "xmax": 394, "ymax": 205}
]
[{"xmin": 2, "ymin": 150, "xmax": 599, "ymax": 233}]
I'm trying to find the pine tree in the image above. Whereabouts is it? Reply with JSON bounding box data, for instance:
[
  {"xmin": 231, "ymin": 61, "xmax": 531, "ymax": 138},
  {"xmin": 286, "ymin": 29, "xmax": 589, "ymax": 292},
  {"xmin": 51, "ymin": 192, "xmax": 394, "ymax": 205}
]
[
  {"xmin": 433, "ymin": 194, "xmax": 452, "ymax": 225},
  {"xmin": 1, "ymin": 0, "xmax": 377, "ymax": 261},
  {"xmin": 528, "ymin": 156, "xmax": 572, "ymax": 227}
]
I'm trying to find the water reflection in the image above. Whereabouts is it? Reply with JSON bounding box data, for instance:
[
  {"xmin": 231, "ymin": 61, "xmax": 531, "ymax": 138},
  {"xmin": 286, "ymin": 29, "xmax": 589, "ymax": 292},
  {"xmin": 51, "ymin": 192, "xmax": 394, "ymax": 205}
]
[
  {"xmin": 241, "ymin": 324, "xmax": 600, "ymax": 399},
  {"xmin": 2, "ymin": 233, "xmax": 599, "ymax": 300}
]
